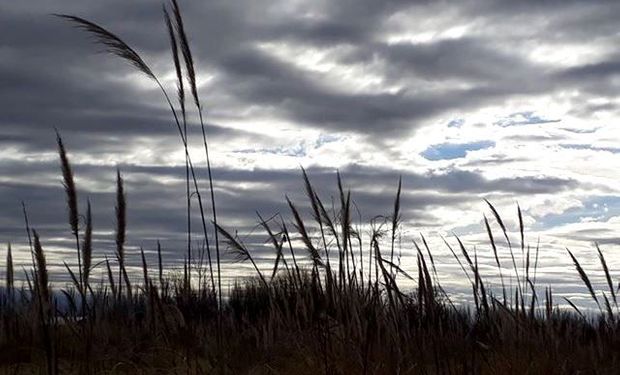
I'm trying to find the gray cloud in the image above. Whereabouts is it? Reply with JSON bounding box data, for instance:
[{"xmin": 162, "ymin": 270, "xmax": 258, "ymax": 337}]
[
  {"xmin": 2, "ymin": 0, "xmax": 619, "ymax": 142},
  {"xmin": 0, "ymin": 0, "xmax": 618, "ymax": 288}
]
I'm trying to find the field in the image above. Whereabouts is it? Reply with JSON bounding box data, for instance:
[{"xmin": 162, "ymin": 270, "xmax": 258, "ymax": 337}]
[
  {"xmin": 2, "ymin": 161, "xmax": 619, "ymax": 374},
  {"xmin": 1, "ymin": 1, "xmax": 620, "ymax": 374}
]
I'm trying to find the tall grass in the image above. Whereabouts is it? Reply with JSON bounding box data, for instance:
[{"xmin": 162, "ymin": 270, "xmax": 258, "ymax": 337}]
[
  {"xmin": 2, "ymin": 137, "xmax": 620, "ymax": 373},
  {"xmin": 1, "ymin": 2, "xmax": 619, "ymax": 373}
]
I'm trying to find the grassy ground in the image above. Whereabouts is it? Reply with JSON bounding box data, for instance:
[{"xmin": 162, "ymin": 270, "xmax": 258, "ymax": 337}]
[
  {"xmin": 1, "ymin": 257, "xmax": 620, "ymax": 374},
  {"xmin": 2, "ymin": 146, "xmax": 619, "ymax": 373}
]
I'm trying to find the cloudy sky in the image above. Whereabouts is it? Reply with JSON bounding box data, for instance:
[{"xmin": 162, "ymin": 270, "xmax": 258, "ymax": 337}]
[{"xmin": 1, "ymin": 0, "xmax": 620, "ymax": 303}]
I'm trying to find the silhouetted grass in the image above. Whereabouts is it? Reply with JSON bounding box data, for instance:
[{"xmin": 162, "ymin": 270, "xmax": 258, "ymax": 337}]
[
  {"xmin": 1, "ymin": 2, "xmax": 619, "ymax": 374},
  {"xmin": 2, "ymin": 135, "xmax": 620, "ymax": 373}
]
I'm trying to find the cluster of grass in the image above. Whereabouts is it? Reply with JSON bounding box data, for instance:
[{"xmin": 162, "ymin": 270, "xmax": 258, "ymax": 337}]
[{"xmin": 2, "ymin": 1, "xmax": 620, "ymax": 373}]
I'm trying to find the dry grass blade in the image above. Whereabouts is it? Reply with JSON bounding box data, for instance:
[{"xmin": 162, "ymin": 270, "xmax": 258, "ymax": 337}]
[
  {"xmin": 442, "ymin": 236, "xmax": 472, "ymax": 285},
  {"xmin": 170, "ymin": 0, "xmax": 198, "ymax": 108},
  {"xmin": 337, "ymin": 171, "xmax": 345, "ymax": 209},
  {"xmin": 484, "ymin": 199, "xmax": 511, "ymax": 247},
  {"xmin": 32, "ymin": 231, "xmax": 56, "ymax": 375},
  {"xmin": 63, "ymin": 261, "xmax": 81, "ymax": 294},
  {"xmin": 216, "ymin": 225, "xmax": 249, "ymax": 262},
  {"xmin": 315, "ymin": 191, "xmax": 337, "ymax": 237},
  {"xmin": 301, "ymin": 168, "xmax": 321, "ymax": 223},
  {"xmin": 455, "ymin": 235, "xmax": 474, "ymax": 271},
  {"xmin": 417, "ymin": 250, "xmax": 436, "ymax": 308},
  {"xmin": 57, "ymin": 132, "xmax": 83, "ymax": 293},
  {"xmin": 474, "ymin": 250, "xmax": 490, "ymax": 315},
  {"xmin": 163, "ymin": 6, "xmax": 185, "ymax": 113},
  {"xmin": 518, "ymin": 204, "xmax": 525, "ymax": 255},
  {"xmin": 55, "ymin": 14, "xmax": 156, "ymax": 80},
  {"xmin": 564, "ymin": 297, "xmax": 585, "ymax": 319},
  {"xmin": 286, "ymin": 196, "xmax": 324, "ymax": 268},
  {"xmin": 379, "ymin": 258, "xmax": 414, "ymax": 281},
  {"xmin": 157, "ymin": 241, "xmax": 164, "ymax": 289},
  {"xmin": 280, "ymin": 220, "xmax": 302, "ymax": 282},
  {"xmin": 596, "ymin": 244, "xmax": 616, "ymax": 308},
  {"xmin": 301, "ymin": 168, "xmax": 333, "ymax": 272},
  {"xmin": 414, "ymin": 240, "xmax": 456, "ymax": 312},
  {"xmin": 115, "ymin": 169, "xmax": 131, "ymax": 297},
  {"xmin": 6, "ymin": 243, "xmax": 13, "ymax": 297},
  {"xmin": 257, "ymin": 213, "xmax": 286, "ymax": 280},
  {"xmin": 171, "ymin": 0, "xmax": 222, "ymax": 311},
  {"xmin": 215, "ymin": 223, "xmax": 267, "ymax": 287},
  {"xmin": 545, "ymin": 287, "xmax": 553, "ymax": 319},
  {"xmin": 57, "ymin": 133, "xmax": 79, "ymax": 237},
  {"xmin": 32, "ymin": 231, "xmax": 50, "ymax": 305},
  {"xmin": 373, "ymin": 238, "xmax": 402, "ymax": 309},
  {"xmin": 140, "ymin": 247, "xmax": 149, "ymax": 290},
  {"xmin": 532, "ymin": 237, "xmax": 540, "ymax": 287},
  {"xmin": 518, "ymin": 204, "xmax": 527, "ymax": 307},
  {"xmin": 602, "ymin": 293, "xmax": 614, "ymax": 322},
  {"xmin": 419, "ymin": 234, "xmax": 438, "ymax": 279},
  {"xmin": 104, "ymin": 256, "xmax": 117, "ymax": 300},
  {"xmin": 486, "ymin": 200, "xmax": 522, "ymax": 307},
  {"xmin": 342, "ymin": 191, "xmax": 352, "ymax": 280},
  {"xmin": 82, "ymin": 200, "xmax": 92, "ymax": 287},
  {"xmin": 21, "ymin": 201, "xmax": 35, "ymax": 266},
  {"xmin": 164, "ymin": 5, "xmax": 192, "ymax": 288},
  {"xmin": 115, "ymin": 169, "xmax": 126, "ymax": 259},
  {"xmin": 390, "ymin": 177, "xmax": 402, "ymax": 267},
  {"xmin": 271, "ymin": 237, "xmax": 285, "ymax": 280},
  {"xmin": 484, "ymin": 214, "xmax": 506, "ymax": 304},
  {"xmin": 566, "ymin": 248, "xmax": 601, "ymax": 312}
]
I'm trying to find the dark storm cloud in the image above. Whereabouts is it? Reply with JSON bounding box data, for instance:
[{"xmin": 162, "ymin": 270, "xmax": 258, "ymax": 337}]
[
  {"xmin": 376, "ymin": 38, "xmax": 538, "ymax": 83},
  {"xmin": 2, "ymin": 0, "xmax": 619, "ymax": 142}
]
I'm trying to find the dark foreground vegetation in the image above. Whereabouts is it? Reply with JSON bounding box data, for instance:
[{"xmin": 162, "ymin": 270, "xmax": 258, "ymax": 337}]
[
  {"xmin": 2, "ymin": 167, "xmax": 620, "ymax": 374},
  {"xmin": 2, "ymin": 1, "xmax": 620, "ymax": 374}
]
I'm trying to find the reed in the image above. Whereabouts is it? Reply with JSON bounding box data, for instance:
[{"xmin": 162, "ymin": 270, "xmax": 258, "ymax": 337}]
[
  {"xmin": 104, "ymin": 255, "xmax": 116, "ymax": 300},
  {"xmin": 597, "ymin": 244, "xmax": 617, "ymax": 312},
  {"xmin": 171, "ymin": 0, "xmax": 223, "ymax": 310},
  {"xmin": 33, "ymin": 231, "xmax": 50, "ymax": 309},
  {"xmin": 215, "ymin": 223, "xmax": 267, "ymax": 288},
  {"xmin": 57, "ymin": 8, "xmax": 217, "ymax": 297},
  {"xmin": 485, "ymin": 199, "xmax": 523, "ymax": 309},
  {"xmin": 163, "ymin": 5, "xmax": 192, "ymax": 293},
  {"xmin": 56, "ymin": 133, "xmax": 82, "ymax": 295},
  {"xmin": 82, "ymin": 200, "xmax": 92, "ymax": 294},
  {"xmin": 115, "ymin": 169, "xmax": 131, "ymax": 299},
  {"xmin": 567, "ymin": 248, "xmax": 602, "ymax": 315},
  {"xmin": 5, "ymin": 243, "xmax": 13, "ymax": 301},
  {"xmin": 32, "ymin": 231, "xmax": 56, "ymax": 375}
]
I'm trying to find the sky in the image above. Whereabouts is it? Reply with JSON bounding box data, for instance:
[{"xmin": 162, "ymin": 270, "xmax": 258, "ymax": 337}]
[{"xmin": 1, "ymin": 0, "xmax": 620, "ymax": 305}]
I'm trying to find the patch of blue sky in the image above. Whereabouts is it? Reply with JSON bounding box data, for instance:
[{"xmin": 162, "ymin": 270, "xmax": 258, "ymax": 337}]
[
  {"xmin": 447, "ymin": 118, "xmax": 465, "ymax": 128},
  {"xmin": 314, "ymin": 133, "xmax": 342, "ymax": 148},
  {"xmin": 421, "ymin": 141, "xmax": 495, "ymax": 161},
  {"xmin": 494, "ymin": 111, "xmax": 560, "ymax": 127},
  {"xmin": 532, "ymin": 196, "xmax": 620, "ymax": 230}
]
